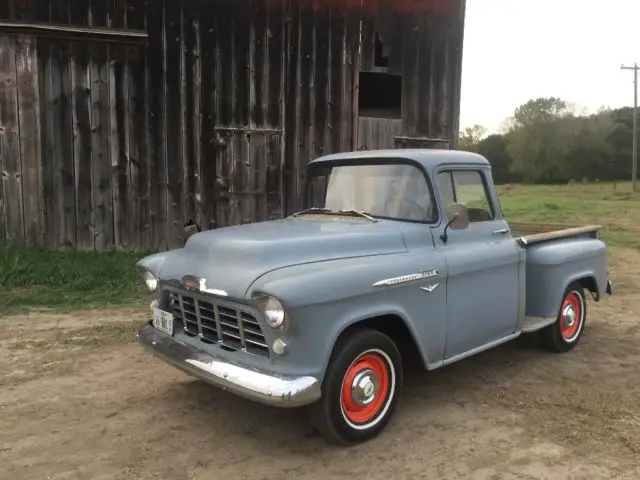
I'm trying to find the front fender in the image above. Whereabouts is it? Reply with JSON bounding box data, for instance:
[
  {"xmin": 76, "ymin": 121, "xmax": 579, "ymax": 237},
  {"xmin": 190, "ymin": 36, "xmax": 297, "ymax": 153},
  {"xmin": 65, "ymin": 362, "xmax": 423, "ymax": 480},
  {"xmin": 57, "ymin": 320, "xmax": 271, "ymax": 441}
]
[
  {"xmin": 321, "ymin": 301, "xmax": 429, "ymax": 376},
  {"xmin": 136, "ymin": 251, "xmax": 171, "ymax": 278},
  {"xmin": 246, "ymin": 251, "xmax": 447, "ymax": 380}
]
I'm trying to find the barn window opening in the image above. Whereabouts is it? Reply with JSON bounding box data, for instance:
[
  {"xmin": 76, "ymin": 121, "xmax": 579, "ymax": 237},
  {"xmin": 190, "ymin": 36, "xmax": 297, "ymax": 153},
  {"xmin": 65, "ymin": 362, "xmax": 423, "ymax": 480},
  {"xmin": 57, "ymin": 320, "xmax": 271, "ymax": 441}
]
[
  {"xmin": 374, "ymin": 31, "xmax": 389, "ymax": 68},
  {"xmin": 358, "ymin": 71, "xmax": 402, "ymax": 119}
]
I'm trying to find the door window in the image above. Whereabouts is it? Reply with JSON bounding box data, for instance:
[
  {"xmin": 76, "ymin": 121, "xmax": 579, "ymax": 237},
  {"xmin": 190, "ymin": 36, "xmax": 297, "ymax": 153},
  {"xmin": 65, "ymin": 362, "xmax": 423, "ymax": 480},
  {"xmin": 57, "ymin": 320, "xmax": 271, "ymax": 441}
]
[{"xmin": 437, "ymin": 170, "xmax": 494, "ymax": 223}]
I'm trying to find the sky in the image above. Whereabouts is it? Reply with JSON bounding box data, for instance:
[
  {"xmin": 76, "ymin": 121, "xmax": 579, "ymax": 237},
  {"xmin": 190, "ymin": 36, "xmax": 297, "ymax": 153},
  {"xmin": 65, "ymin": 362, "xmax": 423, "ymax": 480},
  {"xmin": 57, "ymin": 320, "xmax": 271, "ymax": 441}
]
[{"xmin": 459, "ymin": 0, "xmax": 640, "ymax": 134}]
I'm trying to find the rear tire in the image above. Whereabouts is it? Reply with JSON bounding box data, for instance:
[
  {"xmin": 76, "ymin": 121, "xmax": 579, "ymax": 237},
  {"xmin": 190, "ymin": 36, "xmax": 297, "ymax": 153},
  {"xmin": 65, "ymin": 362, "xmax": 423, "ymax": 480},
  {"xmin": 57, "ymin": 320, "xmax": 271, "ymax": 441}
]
[
  {"xmin": 540, "ymin": 281, "xmax": 586, "ymax": 353},
  {"xmin": 307, "ymin": 328, "xmax": 403, "ymax": 445}
]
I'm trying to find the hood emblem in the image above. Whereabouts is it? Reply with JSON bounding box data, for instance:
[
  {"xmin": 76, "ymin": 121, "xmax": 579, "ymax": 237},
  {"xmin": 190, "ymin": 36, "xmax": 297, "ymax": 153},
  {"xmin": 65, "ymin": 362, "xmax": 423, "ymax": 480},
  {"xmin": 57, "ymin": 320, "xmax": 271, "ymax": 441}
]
[
  {"xmin": 182, "ymin": 275, "xmax": 200, "ymax": 291},
  {"xmin": 181, "ymin": 275, "xmax": 228, "ymax": 297}
]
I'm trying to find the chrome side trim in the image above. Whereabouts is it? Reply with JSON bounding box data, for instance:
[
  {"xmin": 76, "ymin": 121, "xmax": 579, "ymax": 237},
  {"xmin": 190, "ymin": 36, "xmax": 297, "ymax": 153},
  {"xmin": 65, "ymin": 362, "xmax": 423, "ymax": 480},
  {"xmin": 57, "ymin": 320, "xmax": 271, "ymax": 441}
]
[
  {"xmin": 373, "ymin": 269, "xmax": 439, "ymax": 287},
  {"xmin": 138, "ymin": 324, "xmax": 321, "ymax": 407}
]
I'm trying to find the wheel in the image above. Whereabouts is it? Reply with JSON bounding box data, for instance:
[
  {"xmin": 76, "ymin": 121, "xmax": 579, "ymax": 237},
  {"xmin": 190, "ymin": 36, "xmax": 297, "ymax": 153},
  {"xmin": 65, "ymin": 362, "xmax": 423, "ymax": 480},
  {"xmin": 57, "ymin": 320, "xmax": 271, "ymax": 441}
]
[
  {"xmin": 540, "ymin": 282, "xmax": 587, "ymax": 353},
  {"xmin": 307, "ymin": 328, "xmax": 403, "ymax": 445}
]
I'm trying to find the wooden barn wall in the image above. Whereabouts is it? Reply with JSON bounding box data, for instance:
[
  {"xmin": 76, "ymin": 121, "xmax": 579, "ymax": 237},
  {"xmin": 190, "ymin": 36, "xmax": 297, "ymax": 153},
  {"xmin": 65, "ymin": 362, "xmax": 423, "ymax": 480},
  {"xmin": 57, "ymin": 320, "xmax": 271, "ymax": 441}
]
[
  {"xmin": 356, "ymin": 0, "xmax": 464, "ymax": 150},
  {"xmin": 1, "ymin": 0, "xmax": 155, "ymax": 250},
  {"xmin": 283, "ymin": 0, "xmax": 362, "ymax": 214},
  {"xmin": 357, "ymin": 118, "xmax": 402, "ymax": 150},
  {"xmin": 0, "ymin": 0, "xmax": 464, "ymax": 251}
]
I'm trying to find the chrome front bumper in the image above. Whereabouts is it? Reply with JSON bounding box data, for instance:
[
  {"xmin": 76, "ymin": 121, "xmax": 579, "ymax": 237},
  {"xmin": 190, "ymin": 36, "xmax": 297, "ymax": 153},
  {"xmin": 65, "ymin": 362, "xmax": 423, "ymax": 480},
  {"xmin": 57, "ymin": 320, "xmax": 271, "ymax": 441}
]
[{"xmin": 138, "ymin": 323, "xmax": 321, "ymax": 407}]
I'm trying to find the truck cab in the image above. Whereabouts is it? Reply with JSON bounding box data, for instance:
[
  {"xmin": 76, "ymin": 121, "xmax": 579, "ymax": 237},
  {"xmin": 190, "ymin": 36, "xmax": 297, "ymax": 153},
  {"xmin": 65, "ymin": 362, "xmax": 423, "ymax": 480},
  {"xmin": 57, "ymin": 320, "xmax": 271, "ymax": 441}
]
[{"xmin": 136, "ymin": 149, "xmax": 612, "ymax": 445}]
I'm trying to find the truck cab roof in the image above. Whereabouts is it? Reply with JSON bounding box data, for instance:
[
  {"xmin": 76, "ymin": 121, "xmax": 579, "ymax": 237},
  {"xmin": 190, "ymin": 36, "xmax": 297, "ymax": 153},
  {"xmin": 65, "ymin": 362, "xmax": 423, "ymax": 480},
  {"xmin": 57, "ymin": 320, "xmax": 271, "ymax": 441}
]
[{"xmin": 308, "ymin": 149, "xmax": 490, "ymax": 171}]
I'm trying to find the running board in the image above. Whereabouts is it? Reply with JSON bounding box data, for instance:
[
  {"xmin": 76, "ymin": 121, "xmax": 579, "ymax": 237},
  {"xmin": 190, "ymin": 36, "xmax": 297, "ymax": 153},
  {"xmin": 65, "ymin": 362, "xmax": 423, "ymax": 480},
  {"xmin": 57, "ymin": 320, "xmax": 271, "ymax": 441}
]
[
  {"xmin": 521, "ymin": 315, "xmax": 556, "ymax": 333},
  {"xmin": 441, "ymin": 332, "xmax": 521, "ymax": 367}
]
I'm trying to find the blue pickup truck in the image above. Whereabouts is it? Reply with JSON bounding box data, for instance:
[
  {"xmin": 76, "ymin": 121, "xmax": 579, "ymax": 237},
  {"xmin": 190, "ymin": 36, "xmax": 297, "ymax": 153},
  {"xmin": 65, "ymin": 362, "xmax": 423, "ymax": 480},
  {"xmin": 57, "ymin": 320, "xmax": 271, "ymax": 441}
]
[{"xmin": 136, "ymin": 149, "xmax": 612, "ymax": 445}]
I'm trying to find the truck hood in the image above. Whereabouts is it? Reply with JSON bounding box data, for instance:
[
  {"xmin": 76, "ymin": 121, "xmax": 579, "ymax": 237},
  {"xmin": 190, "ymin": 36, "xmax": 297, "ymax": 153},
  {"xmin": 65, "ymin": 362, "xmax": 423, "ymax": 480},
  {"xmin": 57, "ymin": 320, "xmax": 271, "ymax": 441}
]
[{"xmin": 157, "ymin": 217, "xmax": 408, "ymax": 298}]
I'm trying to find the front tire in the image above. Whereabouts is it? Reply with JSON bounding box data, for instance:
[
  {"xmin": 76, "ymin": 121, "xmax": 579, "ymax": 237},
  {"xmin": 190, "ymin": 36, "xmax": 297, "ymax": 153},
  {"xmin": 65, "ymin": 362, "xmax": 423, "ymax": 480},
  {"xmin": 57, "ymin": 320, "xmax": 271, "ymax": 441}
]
[
  {"xmin": 540, "ymin": 281, "xmax": 587, "ymax": 353},
  {"xmin": 308, "ymin": 328, "xmax": 403, "ymax": 445}
]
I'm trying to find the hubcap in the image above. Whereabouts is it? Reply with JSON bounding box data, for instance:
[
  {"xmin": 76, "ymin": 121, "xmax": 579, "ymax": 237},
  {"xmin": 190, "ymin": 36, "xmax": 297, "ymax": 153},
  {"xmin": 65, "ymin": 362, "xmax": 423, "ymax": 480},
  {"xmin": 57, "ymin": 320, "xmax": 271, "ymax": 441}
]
[
  {"xmin": 562, "ymin": 304, "xmax": 576, "ymax": 329},
  {"xmin": 350, "ymin": 369, "xmax": 379, "ymax": 406},
  {"xmin": 560, "ymin": 291, "xmax": 583, "ymax": 342},
  {"xmin": 340, "ymin": 351, "xmax": 392, "ymax": 426}
]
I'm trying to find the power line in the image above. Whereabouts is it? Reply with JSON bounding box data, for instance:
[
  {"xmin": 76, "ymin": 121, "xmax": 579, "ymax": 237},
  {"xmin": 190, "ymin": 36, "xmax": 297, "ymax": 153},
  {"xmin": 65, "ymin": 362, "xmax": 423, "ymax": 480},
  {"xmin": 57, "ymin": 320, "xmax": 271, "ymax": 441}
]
[{"xmin": 621, "ymin": 63, "xmax": 638, "ymax": 192}]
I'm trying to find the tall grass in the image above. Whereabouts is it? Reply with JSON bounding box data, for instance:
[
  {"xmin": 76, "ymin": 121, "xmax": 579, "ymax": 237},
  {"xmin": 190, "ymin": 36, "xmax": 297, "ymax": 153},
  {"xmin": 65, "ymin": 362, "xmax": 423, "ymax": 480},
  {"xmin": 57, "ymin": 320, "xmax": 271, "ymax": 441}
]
[{"xmin": 0, "ymin": 246, "xmax": 152, "ymax": 316}]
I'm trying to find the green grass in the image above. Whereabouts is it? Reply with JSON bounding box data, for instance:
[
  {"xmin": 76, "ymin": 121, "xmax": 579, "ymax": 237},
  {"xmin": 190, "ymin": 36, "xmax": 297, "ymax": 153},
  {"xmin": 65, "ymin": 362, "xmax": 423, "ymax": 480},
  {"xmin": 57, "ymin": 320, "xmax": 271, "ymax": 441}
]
[
  {"xmin": 496, "ymin": 181, "xmax": 640, "ymax": 250},
  {"xmin": 0, "ymin": 246, "xmax": 153, "ymax": 317}
]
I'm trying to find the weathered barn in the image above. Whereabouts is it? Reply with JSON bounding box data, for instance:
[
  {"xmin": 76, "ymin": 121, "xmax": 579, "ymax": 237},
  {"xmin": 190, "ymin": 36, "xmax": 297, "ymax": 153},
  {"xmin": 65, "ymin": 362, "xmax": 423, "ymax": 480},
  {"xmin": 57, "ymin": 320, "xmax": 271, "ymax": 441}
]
[{"xmin": 0, "ymin": 0, "xmax": 466, "ymax": 251}]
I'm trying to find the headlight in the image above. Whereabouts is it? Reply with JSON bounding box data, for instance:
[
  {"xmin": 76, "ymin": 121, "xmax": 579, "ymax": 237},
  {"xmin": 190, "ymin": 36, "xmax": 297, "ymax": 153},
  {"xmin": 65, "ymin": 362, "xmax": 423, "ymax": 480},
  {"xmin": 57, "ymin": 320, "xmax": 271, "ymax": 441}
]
[
  {"xmin": 139, "ymin": 268, "xmax": 158, "ymax": 292},
  {"xmin": 253, "ymin": 294, "xmax": 286, "ymax": 329}
]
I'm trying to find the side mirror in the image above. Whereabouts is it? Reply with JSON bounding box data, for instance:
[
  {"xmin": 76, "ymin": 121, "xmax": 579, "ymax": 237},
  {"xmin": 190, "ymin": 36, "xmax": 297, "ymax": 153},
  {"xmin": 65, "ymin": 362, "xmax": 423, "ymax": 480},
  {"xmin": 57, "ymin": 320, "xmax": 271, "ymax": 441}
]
[
  {"xmin": 446, "ymin": 203, "xmax": 470, "ymax": 230},
  {"xmin": 440, "ymin": 203, "xmax": 469, "ymax": 244}
]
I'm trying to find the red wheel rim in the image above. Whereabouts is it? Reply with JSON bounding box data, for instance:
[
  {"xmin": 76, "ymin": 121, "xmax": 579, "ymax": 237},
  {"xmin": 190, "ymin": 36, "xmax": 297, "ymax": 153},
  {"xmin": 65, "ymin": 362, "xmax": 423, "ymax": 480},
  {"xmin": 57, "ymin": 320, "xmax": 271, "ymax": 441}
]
[
  {"xmin": 340, "ymin": 352, "xmax": 391, "ymax": 425},
  {"xmin": 560, "ymin": 292, "xmax": 582, "ymax": 341}
]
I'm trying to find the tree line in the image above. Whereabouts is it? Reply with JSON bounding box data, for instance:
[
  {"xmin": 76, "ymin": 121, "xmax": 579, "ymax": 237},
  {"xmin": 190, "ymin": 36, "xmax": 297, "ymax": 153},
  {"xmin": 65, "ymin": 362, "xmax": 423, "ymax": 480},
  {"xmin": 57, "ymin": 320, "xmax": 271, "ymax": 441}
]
[{"xmin": 458, "ymin": 97, "xmax": 637, "ymax": 184}]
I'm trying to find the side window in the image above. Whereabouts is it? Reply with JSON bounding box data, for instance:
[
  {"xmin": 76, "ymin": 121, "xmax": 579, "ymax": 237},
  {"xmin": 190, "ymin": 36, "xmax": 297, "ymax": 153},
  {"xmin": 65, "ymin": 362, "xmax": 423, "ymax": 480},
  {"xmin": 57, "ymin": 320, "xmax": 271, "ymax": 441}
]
[
  {"xmin": 436, "ymin": 172, "xmax": 455, "ymax": 208},
  {"xmin": 438, "ymin": 170, "xmax": 494, "ymax": 223}
]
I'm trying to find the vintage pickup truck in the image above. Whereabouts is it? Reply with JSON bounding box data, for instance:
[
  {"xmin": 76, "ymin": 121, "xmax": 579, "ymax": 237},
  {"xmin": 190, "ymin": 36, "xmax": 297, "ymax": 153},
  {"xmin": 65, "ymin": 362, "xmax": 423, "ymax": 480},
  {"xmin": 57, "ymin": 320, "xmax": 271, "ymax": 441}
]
[{"xmin": 136, "ymin": 149, "xmax": 612, "ymax": 445}]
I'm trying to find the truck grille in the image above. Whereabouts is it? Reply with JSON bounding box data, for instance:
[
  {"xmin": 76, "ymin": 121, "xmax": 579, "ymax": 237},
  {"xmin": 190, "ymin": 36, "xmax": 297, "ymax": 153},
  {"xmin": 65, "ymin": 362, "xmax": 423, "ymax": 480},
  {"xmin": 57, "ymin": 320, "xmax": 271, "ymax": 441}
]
[{"xmin": 167, "ymin": 289, "xmax": 269, "ymax": 357}]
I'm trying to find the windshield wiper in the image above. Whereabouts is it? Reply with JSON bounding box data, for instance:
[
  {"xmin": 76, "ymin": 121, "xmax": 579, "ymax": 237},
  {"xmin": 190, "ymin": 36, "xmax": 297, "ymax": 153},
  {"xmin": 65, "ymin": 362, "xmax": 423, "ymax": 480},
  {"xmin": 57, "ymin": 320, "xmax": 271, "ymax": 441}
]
[
  {"xmin": 290, "ymin": 207, "xmax": 378, "ymax": 222},
  {"xmin": 337, "ymin": 210, "xmax": 378, "ymax": 222},
  {"xmin": 290, "ymin": 207, "xmax": 333, "ymax": 217}
]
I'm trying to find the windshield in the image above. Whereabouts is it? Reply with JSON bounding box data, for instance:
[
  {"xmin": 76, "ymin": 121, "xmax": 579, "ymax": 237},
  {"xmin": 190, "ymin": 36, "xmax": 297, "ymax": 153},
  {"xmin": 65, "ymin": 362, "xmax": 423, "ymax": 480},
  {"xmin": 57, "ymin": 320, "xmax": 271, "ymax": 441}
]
[{"xmin": 304, "ymin": 161, "xmax": 436, "ymax": 222}]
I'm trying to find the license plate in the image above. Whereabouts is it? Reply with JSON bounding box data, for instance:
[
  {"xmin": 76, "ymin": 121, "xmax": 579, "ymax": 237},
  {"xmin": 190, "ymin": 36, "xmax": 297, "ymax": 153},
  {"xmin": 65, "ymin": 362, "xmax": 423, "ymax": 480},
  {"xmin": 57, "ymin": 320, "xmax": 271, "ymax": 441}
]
[{"xmin": 152, "ymin": 308, "xmax": 174, "ymax": 336}]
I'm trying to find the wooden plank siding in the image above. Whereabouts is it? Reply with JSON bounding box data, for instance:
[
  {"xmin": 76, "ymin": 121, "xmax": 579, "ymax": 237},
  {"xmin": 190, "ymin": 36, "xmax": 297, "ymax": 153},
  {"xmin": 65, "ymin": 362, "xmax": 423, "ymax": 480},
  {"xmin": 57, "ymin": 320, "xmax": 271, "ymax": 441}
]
[
  {"xmin": 0, "ymin": 0, "xmax": 466, "ymax": 251},
  {"xmin": 0, "ymin": 36, "xmax": 22, "ymax": 243},
  {"xmin": 356, "ymin": 0, "xmax": 463, "ymax": 150}
]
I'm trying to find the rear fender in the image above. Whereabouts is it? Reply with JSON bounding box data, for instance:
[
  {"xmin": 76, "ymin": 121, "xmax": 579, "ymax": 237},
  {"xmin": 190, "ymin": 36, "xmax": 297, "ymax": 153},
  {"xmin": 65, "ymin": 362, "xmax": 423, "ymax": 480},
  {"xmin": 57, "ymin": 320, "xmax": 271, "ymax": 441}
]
[{"xmin": 524, "ymin": 238, "xmax": 608, "ymax": 319}]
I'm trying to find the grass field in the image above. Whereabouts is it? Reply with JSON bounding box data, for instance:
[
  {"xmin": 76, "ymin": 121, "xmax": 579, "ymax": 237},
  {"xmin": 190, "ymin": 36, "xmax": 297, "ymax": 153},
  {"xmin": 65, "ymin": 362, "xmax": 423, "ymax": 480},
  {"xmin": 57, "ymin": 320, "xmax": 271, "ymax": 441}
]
[
  {"xmin": 1, "ymin": 181, "xmax": 637, "ymax": 316},
  {"xmin": 497, "ymin": 181, "xmax": 640, "ymax": 250},
  {"xmin": 0, "ymin": 246, "xmax": 152, "ymax": 316}
]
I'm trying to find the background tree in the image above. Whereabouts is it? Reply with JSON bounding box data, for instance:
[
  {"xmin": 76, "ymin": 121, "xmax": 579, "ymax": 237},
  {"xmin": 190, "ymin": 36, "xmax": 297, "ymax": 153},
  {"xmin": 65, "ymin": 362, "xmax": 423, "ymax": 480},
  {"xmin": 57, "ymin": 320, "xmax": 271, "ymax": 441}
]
[
  {"xmin": 511, "ymin": 97, "xmax": 575, "ymax": 129},
  {"xmin": 458, "ymin": 124, "xmax": 487, "ymax": 152},
  {"xmin": 459, "ymin": 97, "xmax": 638, "ymax": 184},
  {"xmin": 476, "ymin": 134, "xmax": 514, "ymax": 184}
]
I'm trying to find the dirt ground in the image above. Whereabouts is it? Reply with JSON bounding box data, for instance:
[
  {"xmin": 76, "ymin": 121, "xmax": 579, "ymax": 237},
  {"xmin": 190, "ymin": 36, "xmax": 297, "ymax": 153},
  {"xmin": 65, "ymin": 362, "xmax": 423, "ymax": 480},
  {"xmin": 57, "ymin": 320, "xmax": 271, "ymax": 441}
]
[{"xmin": 1, "ymin": 247, "xmax": 639, "ymax": 480}]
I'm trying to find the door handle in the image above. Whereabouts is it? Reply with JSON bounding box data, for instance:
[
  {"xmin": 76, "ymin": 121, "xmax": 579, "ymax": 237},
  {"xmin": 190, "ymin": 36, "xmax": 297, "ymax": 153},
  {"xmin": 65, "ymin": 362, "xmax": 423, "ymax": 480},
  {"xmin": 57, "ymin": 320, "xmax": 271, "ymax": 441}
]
[{"xmin": 492, "ymin": 228, "xmax": 510, "ymax": 235}]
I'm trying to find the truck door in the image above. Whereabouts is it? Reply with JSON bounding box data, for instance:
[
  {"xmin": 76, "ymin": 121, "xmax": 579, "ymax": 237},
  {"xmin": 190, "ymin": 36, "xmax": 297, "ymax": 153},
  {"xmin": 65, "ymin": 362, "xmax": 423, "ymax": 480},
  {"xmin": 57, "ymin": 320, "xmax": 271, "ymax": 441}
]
[{"xmin": 433, "ymin": 167, "xmax": 521, "ymax": 359}]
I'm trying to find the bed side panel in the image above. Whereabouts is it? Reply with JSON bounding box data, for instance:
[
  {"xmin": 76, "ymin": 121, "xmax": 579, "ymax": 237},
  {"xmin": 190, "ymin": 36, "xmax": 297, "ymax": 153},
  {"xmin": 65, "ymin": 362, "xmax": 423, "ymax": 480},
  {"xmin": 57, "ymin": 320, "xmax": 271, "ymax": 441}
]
[{"xmin": 524, "ymin": 238, "xmax": 608, "ymax": 319}]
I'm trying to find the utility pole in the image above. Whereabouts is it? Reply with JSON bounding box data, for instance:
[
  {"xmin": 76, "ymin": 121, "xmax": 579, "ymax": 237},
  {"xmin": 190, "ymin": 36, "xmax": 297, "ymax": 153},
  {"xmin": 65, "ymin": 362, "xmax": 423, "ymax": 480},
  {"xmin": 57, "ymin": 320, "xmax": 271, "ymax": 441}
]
[{"xmin": 621, "ymin": 63, "xmax": 638, "ymax": 192}]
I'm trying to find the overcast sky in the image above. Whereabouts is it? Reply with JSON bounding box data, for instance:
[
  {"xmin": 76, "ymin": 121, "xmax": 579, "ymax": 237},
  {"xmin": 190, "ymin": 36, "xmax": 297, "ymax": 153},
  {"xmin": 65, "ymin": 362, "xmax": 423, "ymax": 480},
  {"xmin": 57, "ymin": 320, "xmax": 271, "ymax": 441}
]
[{"xmin": 459, "ymin": 0, "xmax": 640, "ymax": 134}]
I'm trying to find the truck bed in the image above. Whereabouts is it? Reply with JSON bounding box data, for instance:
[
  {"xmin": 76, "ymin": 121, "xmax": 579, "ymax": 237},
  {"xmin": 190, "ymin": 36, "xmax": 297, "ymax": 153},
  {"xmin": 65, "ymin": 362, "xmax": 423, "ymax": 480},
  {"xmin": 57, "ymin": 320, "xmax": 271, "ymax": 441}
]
[{"xmin": 509, "ymin": 222, "xmax": 602, "ymax": 246}]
